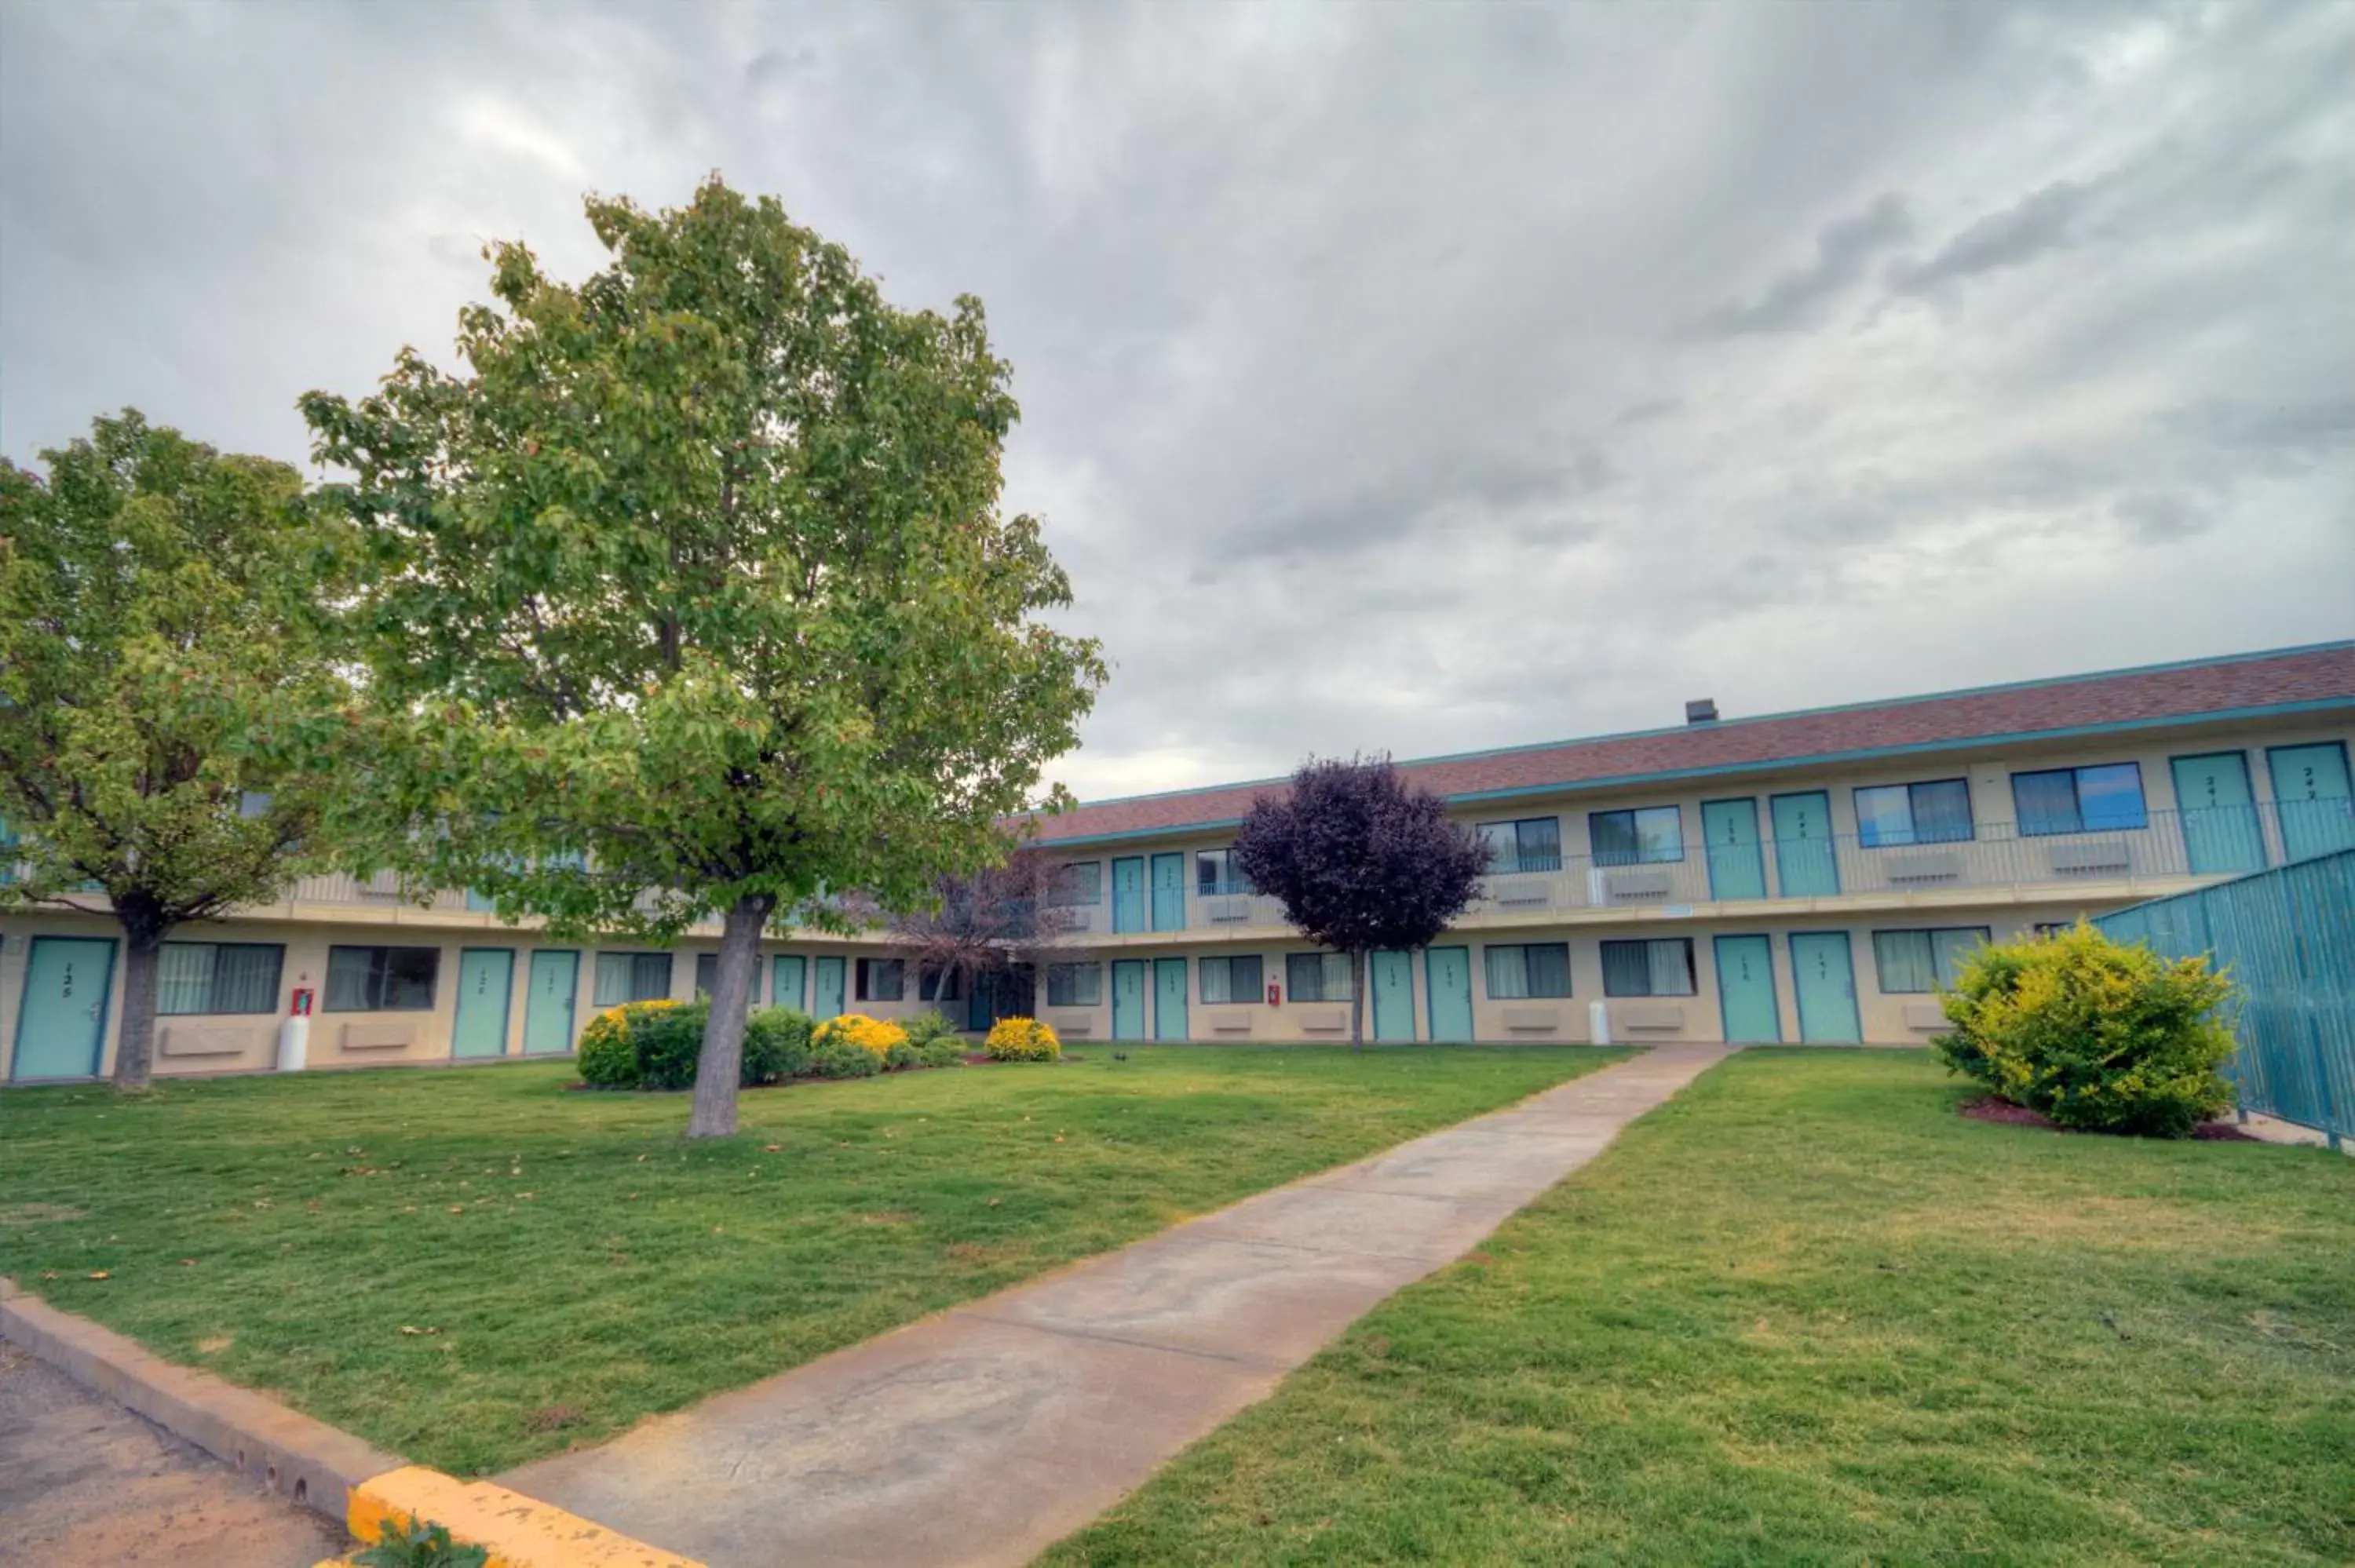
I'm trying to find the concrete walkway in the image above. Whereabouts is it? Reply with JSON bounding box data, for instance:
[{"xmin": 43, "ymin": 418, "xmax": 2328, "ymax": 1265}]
[{"xmin": 503, "ymin": 1044, "xmax": 1731, "ymax": 1568}]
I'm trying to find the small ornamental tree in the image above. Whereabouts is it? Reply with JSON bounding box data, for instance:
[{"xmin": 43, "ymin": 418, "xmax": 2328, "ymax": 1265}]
[
  {"xmin": 302, "ymin": 177, "xmax": 1103, "ymax": 1139},
  {"xmin": 0, "ymin": 412, "xmax": 360, "ymax": 1088},
  {"xmin": 1232, "ymin": 755, "xmax": 1489, "ymax": 1048},
  {"xmin": 886, "ymin": 847, "xmax": 1075, "ymax": 1012}
]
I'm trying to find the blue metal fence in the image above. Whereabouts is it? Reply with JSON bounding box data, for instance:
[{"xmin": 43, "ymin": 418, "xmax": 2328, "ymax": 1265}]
[{"xmin": 2095, "ymin": 848, "xmax": 2355, "ymax": 1147}]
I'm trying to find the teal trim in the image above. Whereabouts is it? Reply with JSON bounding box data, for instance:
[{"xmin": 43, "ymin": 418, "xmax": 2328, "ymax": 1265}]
[
  {"xmin": 1712, "ymin": 934, "xmax": 1781, "ymax": 1044},
  {"xmin": 13, "ymin": 935, "xmax": 116, "ymax": 1080},
  {"xmin": 1370, "ymin": 950, "xmax": 1415, "ymax": 1042},
  {"xmin": 1790, "ymin": 931, "xmax": 1862, "ymax": 1044},
  {"xmin": 1111, "ymin": 959, "xmax": 1148, "ymax": 1041},
  {"xmin": 523, "ymin": 950, "xmax": 580, "ymax": 1055},
  {"xmin": 1425, "ymin": 946, "xmax": 1473, "ymax": 1042},
  {"xmin": 451, "ymin": 948, "xmax": 516, "ymax": 1059},
  {"xmin": 1034, "ymin": 694, "xmax": 2355, "ymax": 848},
  {"xmin": 1152, "ymin": 957, "xmax": 1188, "ymax": 1041}
]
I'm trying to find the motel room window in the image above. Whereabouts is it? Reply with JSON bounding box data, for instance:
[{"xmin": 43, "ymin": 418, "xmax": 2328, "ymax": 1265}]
[
  {"xmin": 1053, "ymin": 861, "xmax": 1104, "ymax": 906},
  {"xmin": 1046, "ymin": 962, "xmax": 1103, "ymax": 1008},
  {"xmin": 854, "ymin": 957, "xmax": 905, "ymax": 1002},
  {"xmin": 593, "ymin": 951, "xmax": 673, "ymax": 1007},
  {"xmin": 1589, "ymin": 807, "xmax": 1683, "ymax": 866},
  {"xmin": 1484, "ymin": 943, "xmax": 1572, "ymax": 1000},
  {"xmin": 1477, "ymin": 816, "xmax": 1564, "ymax": 873},
  {"xmin": 1599, "ymin": 939, "xmax": 1696, "ymax": 997},
  {"xmin": 1286, "ymin": 951, "xmax": 1355, "ymax": 1002},
  {"xmin": 1871, "ymin": 928, "xmax": 1992, "ymax": 993},
  {"xmin": 1196, "ymin": 848, "xmax": 1254, "ymax": 896},
  {"xmin": 2010, "ymin": 764, "xmax": 2149, "ymax": 837},
  {"xmin": 1853, "ymin": 779, "xmax": 1975, "ymax": 847},
  {"xmin": 918, "ymin": 965, "xmax": 966, "ymax": 1003},
  {"xmin": 1199, "ymin": 954, "xmax": 1265, "ymax": 1005},
  {"xmin": 325, "ymin": 946, "xmax": 440, "ymax": 1012},
  {"xmin": 156, "ymin": 942, "xmax": 283, "ymax": 1016},
  {"xmin": 693, "ymin": 954, "xmax": 765, "ymax": 1005}
]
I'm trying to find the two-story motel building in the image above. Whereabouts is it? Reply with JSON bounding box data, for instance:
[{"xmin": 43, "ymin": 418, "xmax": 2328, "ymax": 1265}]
[{"xmin": 4, "ymin": 641, "xmax": 2352, "ymax": 1080}]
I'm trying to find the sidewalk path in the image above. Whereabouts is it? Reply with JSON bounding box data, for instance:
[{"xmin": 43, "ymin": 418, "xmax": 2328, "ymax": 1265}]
[{"xmin": 502, "ymin": 1044, "xmax": 1732, "ymax": 1568}]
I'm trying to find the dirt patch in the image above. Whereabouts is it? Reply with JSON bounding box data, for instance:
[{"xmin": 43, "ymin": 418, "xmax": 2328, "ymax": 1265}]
[
  {"xmin": 0, "ymin": 1202, "xmax": 89, "ymax": 1226},
  {"xmin": 1959, "ymin": 1095, "xmax": 2260, "ymax": 1142}
]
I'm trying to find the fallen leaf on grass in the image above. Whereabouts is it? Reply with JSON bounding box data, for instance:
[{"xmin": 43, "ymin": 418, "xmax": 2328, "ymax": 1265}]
[
  {"xmin": 399, "ymin": 1325, "xmax": 442, "ymax": 1336},
  {"xmin": 87, "ymin": 1271, "xmax": 111, "ymax": 1280}
]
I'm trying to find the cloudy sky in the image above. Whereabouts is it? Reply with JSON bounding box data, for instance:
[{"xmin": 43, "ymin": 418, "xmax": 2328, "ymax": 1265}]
[{"xmin": 4, "ymin": 2, "xmax": 2350, "ymax": 801}]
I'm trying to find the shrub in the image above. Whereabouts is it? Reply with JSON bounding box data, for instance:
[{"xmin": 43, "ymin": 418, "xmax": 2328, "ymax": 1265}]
[
  {"xmin": 1934, "ymin": 923, "xmax": 2236, "ymax": 1137},
  {"xmin": 356, "ymin": 1515, "xmax": 489, "ymax": 1568},
  {"xmin": 633, "ymin": 997, "xmax": 714, "ymax": 1091},
  {"xmin": 984, "ymin": 1016, "xmax": 1061, "ymax": 1063},
  {"xmin": 883, "ymin": 1037, "xmax": 922, "ymax": 1070},
  {"xmin": 914, "ymin": 1035, "xmax": 968, "ymax": 1069},
  {"xmin": 575, "ymin": 999, "xmax": 681, "ymax": 1089},
  {"xmin": 813, "ymin": 1013, "xmax": 907, "ymax": 1059},
  {"xmin": 902, "ymin": 1009, "xmax": 964, "ymax": 1048},
  {"xmin": 741, "ymin": 1006, "xmax": 814, "ymax": 1085},
  {"xmin": 808, "ymin": 1037, "xmax": 884, "ymax": 1079}
]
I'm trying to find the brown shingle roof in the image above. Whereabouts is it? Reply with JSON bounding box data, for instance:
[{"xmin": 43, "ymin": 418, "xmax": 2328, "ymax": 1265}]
[{"xmin": 1028, "ymin": 642, "xmax": 2355, "ymax": 845}]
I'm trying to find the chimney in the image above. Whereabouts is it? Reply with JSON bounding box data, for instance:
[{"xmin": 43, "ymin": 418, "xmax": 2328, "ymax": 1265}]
[{"xmin": 1685, "ymin": 698, "xmax": 1719, "ymax": 726}]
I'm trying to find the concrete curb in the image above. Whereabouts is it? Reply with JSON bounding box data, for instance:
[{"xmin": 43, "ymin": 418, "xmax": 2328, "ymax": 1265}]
[
  {"xmin": 345, "ymin": 1466, "xmax": 703, "ymax": 1567},
  {"xmin": 0, "ymin": 1278, "xmax": 400, "ymax": 1522}
]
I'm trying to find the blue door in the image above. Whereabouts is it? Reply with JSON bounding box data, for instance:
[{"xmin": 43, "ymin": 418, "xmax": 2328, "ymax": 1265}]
[
  {"xmin": 2170, "ymin": 753, "xmax": 2266, "ymax": 875},
  {"xmin": 1771, "ymin": 791, "xmax": 1840, "ymax": 896},
  {"xmin": 1111, "ymin": 960, "xmax": 1148, "ymax": 1041},
  {"xmin": 1112, "ymin": 857, "xmax": 1146, "ymax": 933},
  {"xmin": 451, "ymin": 948, "xmax": 515, "ymax": 1059},
  {"xmin": 13, "ymin": 936, "xmax": 115, "ymax": 1080},
  {"xmin": 813, "ymin": 955, "xmax": 846, "ymax": 1019},
  {"xmin": 1426, "ymin": 947, "xmax": 1473, "ymax": 1042},
  {"xmin": 1150, "ymin": 853, "xmax": 1186, "ymax": 931},
  {"xmin": 2267, "ymin": 742, "xmax": 2355, "ymax": 862},
  {"xmin": 1712, "ymin": 935, "xmax": 1781, "ymax": 1043},
  {"xmin": 523, "ymin": 950, "xmax": 579, "ymax": 1055},
  {"xmin": 1370, "ymin": 950, "xmax": 1415, "ymax": 1041},
  {"xmin": 1153, "ymin": 957, "xmax": 1189, "ymax": 1039},
  {"xmin": 771, "ymin": 954, "xmax": 807, "ymax": 1012},
  {"xmin": 1701, "ymin": 798, "xmax": 1767, "ymax": 900},
  {"xmin": 1790, "ymin": 932, "xmax": 1861, "ymax": 1043}
]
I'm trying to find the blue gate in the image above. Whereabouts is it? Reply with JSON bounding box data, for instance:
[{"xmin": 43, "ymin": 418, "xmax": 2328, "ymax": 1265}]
[{"xmin": 2094, "ymin": 848, "xmax": 2354, "ymax": 1147}]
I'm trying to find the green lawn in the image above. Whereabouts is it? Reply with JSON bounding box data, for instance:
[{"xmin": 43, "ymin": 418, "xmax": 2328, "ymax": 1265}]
[
  {"xmin": 0, "ymin": 1045, "xmax": 1618, "ymax": 1475},
  {"xmin": 1044, "ymin": 1050, "xmax": 2355, "ymax": 1567}
]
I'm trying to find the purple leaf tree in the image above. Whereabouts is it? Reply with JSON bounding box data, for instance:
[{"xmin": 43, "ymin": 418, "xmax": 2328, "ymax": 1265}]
[{"xmin": 1231, "ymin": 755, "xmax": 1490, "ymax": 1048}]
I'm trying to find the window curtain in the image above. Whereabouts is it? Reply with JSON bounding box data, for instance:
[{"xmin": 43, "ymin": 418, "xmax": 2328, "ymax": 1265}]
[
  {"xmin": 211, "ymin": 945, "xmax": 280, "ymax": 1012},
  {"xmin": 2013, "ymin": 771, "xmax": 2081, "ymax": 836},
  {"xmin": 1484, "ymin": 946, "xmax": 1530, "ymax": 999},
  {"xmin": 1932, "ymin": 928, "xmax": 1990, "ymax": 987},
  {"xmin": 155, "ymin": 943, "xmax": 215, "ymax": 1016},
  {"xmin": 1647, "ymin": 939, "xmax": 1696, "ymax": 995},
  {"xmin": 1525, "ymin": 943, "xmax": 1572, "ymax": 997},
  {"xmin": 1600, "ymin": 941, "xmax": 1652, "ymax": 996},
  {"xmin": 1517, "ymin": 819, "xmax": 1563, "ymax": 870},
  {"xmin": 1873, "ymin": 932, "xmax": 1937, "ymax": 994},
  {"xmin": 1911, "ymin": 781, "xmax": 1974, "ymax": 843},
  {"xmin": 325, "ymin": 947, "xmax": 376, "ymax": 1011}
]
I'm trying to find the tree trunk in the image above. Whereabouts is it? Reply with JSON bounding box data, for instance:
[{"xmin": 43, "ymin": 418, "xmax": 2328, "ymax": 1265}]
[
  {"xmin": 685, "ymin": 892, "xmax": 776, "ymax": 1140},
  {"xmin": 113, "ymin": 925, "xmax": 166, "ymax": 1091},
  {"xmin": 1349, "ymin": 948, "xmax": 1367, "ymax": 1051}
]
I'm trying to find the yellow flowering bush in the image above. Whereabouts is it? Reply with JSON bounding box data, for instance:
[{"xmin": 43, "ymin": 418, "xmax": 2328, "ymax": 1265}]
[
  {"xmin": 577, "ymin": 999, "xmax": 682, "ymax": 1088},
  {"xmin": 813, "ymin": 1013, "xmax": 908, "ymax": 1058},
  {"xmin": 984, "ymin": 1016, "xmax": 1061, "ymax": 1063},
  {"xmin": 1934, "ymin": 923, "xmax": 2236, "ymax": 1137}
]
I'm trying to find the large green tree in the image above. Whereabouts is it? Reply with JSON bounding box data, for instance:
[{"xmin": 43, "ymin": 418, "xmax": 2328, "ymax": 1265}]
[
  {"xmin": 302, "ymin": 177, "xmax": 1104, "ymax": 1138},
  {"xmin": 0, "ymin": 411, "xmax": 359, "ymax": 1087}
]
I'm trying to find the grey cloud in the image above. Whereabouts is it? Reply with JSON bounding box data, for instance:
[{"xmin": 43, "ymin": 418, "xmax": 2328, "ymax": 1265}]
[
  {"xmin": 1693, "ymin": 193, "xmax": 1911, "ymax": 338},
  {"xmin": 1887, "ymin": 180, "xmax": 2096, "ymax": 295}
]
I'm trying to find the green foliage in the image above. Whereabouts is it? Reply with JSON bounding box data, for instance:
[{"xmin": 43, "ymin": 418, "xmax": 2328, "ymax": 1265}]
[
  {"xmin": 633, "ymin": 998, "xmax": 715, "ymax": 1091},
  {"xmin": 300, "ymin": 176, "xmax": 1105, "ymax": 1133},
  {"xmin": 741, "ymin": 1006, "xmax": 815, "ymax": 1085},
  {"xmin": 984, "ymin": 1016, "xmax": 1061, "ymax": 1062},
  {"xmin": 902, "ymin": 1010, "xmax": 964, "ymax": 1048},
  {"xmin": 914, "ymin": 1036, "xmax": 969, "ymax": 1069},
  {"xmin": 1933, "ymin": 924, "xmax": 2238, "ymax": 1137},
  {"xmin": 0, "ymin": 410, "xmax": 363, "ymax": 1085},
  {"xmin": 355, "ymin": 1514, "xmax": 489, "ymax": 1568},
  {"xmin": 808, "ymin": 1038, "xmax": 885, "ymax": 1079},
  {"xmin": 574, "ymin": 1002, "xmax": 656, "ymax": 1088}
]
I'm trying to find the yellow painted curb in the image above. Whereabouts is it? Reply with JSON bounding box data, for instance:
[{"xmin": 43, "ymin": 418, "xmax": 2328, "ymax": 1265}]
[{"xmin": 349, "ymin": 1464, "xmax": 704, "ymax": 1567}]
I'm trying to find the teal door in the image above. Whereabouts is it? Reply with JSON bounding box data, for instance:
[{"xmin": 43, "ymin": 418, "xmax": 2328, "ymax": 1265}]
[
  {"xmin": 2171, "ymin": 753, "xmax": 2266, "ymax": 875},
  {"xmin": 1790, "ymin": 932, "xmax": 1861, "ymax": 1043},
  {"xmin": 771, "ymin": 954, "xmax": 807, "ymax": 1012},
  {"xmin": 2267, "ymin": 742, "xmax": 2355, "ymax": 862},
  {"xmin": 452, "ymin": 948, "xmax": 515, "ymax": 1058},
  {"xmin": 1771, "ymin": 791, "xmax": 1840, "ymax": 896},
  {"xmin": 1150, "ymin": 853, "xmax": 1186, "ymax": 931},
  {"xmin": 1426, "ymin": 946, "xmax": 1473, "ymax": 1042},
  {"xmin": 1153, "ymin": 957, "xmax": 1189, "ymax": 1039},
  {"xmin": 1701, "ymin": 798, "xmax": 1767, "ymax": 900},
  {"xmin": 1111, "ymin": 960, "xmax": 1147, "ymax": 1040},
  {"xmin": 1712, "ymin": 935, "xmax": 1781, "ymax": 1043},
  {"xmin": 13, "ymin": 935, "xmax": 115, "ymax": 1079},
  {"xmin": 1112, "ymin": 857, "xmax": 1146, "ymax": 933},
  {"xmin": 813, "ymin": 955, "xmax": 846, "ymax": 1019},
  {"xmin": 522, "ymin": 950, "xmax": 579, "ymax": 1055},
  {"xmin": 1370, "ymin": 950, "xmax": 1415, "ymax": 1041}
]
